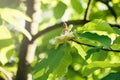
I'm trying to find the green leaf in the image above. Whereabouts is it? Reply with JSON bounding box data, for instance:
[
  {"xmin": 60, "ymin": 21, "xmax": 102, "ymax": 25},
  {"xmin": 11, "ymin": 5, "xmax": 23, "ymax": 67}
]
[
  {"xmin": 101, "ymin": 72, "xmax": 120, "ymax": 80},
  {"xmin": 82, "ymin": 61, "xmax": 120, "ymax": 76},
  {"xmin": 0, "ymin": 8, "xmax": 31, "ymax": 22},
  {"xmin": 85, "ymin": 46, "xmax": 102, "ymax": 60},
  {"xmin": 0, "ymin": 45, "xmax": 14, "ymax": 65},
  {"xmin": 0, "ymin": 25, "xmax": 14, "ymax": 65},
  {"xmin": 54, "ymin": 1, "xmax": 67, "ymax": 19},
  {"xmin": 0, "ymin": 39, "xmax": 13, "ymax": 49},
  {"xmin": 0, "ymin": 67, "xmax": 13, "ymax": 80},
  {"xmin": 112, "ymin": 27, "xmax": 120, "ymax": 35},
  {"xmin": 33, "ymin": 43, "xmax": 70, "ymax": 80},
  {"xmin": 71, "ymin": 46, "xmax": 88, "ymax": 65},
  {"xmin": 0, "ymin": 25, "xmax": 12, "ymax": 39},
  {"xmin": 89, "ymin": 11, "xmax": 107, "ymax": 20},
  {"xmin": 82, "ymin": 19, "xmax": 115, "ymax": 34},
  {"xmin": 7, "ymin": 9, "xmax": 31, "ymax": 22},
  {"xmin": 71, "ymin": 0, "xmax": 83, "ymax": 14},
  {"xmin": 91, "ymin": 50, "xmax": 108, "ymax": 61},
  {"xmin": 71, "ymin": 41, "xmax": 87, "ymax": 59},
  {"xmin": 52, "ymin": 47, "xmax": 72, "ymax": 78},
  {"xmin": 78, "ymin": 32, "xmax": 111, "ymax": 48},
  {"xmin": 1, "ymin": 8, "xmax": 32, "ymax": 40},
  {"xmin": 113, "ymin": 36, "xmax": 120, "ymax": 44}
]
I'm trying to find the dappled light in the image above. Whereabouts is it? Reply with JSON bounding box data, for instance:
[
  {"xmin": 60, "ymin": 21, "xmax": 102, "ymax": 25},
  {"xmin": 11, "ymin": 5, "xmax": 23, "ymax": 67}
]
[{"xmin": 0, "ymin": 0, "xmax": 120, "ymax": 80}]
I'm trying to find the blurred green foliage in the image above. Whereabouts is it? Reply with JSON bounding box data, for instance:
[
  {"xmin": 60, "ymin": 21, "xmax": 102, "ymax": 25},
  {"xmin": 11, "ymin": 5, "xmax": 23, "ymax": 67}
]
[{"xmin": 0, "ymin": 0, "xmax": 120, "ymax": 80}]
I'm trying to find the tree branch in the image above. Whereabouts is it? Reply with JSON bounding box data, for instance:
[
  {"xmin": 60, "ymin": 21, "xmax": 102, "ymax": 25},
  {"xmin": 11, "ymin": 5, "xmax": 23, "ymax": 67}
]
[
  {"xmin": 16, "ymin": 0, "xmax": 38, "ymax": 80},
  {"xmin": 72, "ymin": 40, "xmax": 120, "ymax": 52},
  {"xmin": 30, "ymin": 20, "xmax": 89, "ymax": 43},
  {"xmin": 84, "ymin": 0, "xmax": 92, "ymax": 20},
  {"xmin": 30, "ymin": 19, "xmax": 120, "ymax": 43}
]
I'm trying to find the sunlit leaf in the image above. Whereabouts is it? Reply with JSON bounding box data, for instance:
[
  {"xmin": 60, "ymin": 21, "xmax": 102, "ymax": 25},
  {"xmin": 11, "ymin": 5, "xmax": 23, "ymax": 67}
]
[
  {"xmin": 82, "ymin": 61, "xmax": 120, "ymax": 76},
  {"xmin": 54, "ymin": 1, "xmax": 67, "ymax": 19},
  {"xmin": 0, "ymin": 0, "xmax": 119, "ymax": 80},
  {"xmin": 71, "ymin": 41, "xmax": 87, "ymax": 59},
  {"xmin": 8, "ymin": 9, "xmax": 31, "ymax": 22},
  {"xmin": 71, "ymin": 0, "xmax": 83, "ymax": 14},
  {"xmin": 78, "ymin": 32, "xmax": 111, "ymax": 48},
  {"xmin": 82, "ymin": 19, "xmax": 115, "ymax": 34},
  {"xmin": 71, "ymin": 46, "xmax": 88, "ymax": 65},
  {"xmin": 112, "ymin": 0, "xmax": 120, "ymax": 3},
  {"xmin": 0, "ymin": 14, "xmax": 16, "ymax": 67},
  {"xmin": 0, "ymin": 67, "xmax": 13, "ymax": 80},
  {"xmin": 0, "ymin": 25, "xmax": 12, "ymax": 39},
  {"xmin": 1, "ymin": 8, "xmax": 32, "ymax": 40},
  {"xmin": 0, "ymin": 39, "xmax": 13, "ymax": 49},
  {"xmin": 0, "ymin": 45, "xmax": 14, "ymax": 65}
]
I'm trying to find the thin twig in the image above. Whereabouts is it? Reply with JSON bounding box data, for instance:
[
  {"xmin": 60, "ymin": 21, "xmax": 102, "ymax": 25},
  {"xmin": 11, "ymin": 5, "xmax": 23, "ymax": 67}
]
[
  {"xmin": 72, "ymin": 40, "xmax": 120, "ymax": 52},
  {"xmin": 84, "ymin": 0, "xmax": 92, "ymax": 20}
]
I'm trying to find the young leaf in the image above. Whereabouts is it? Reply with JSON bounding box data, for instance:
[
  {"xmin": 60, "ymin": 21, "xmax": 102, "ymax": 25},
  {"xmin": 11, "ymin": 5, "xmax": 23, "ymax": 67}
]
[
  {"xmin": 78, "ymin": 32, "xmax": 111, "ymax": 48},
  {"xmin": 53, "ymin": 1, "xmax": 67, "ymax": 19},
  {"xmin": 82, "ymin": 19, "xmax": 115, "ymax": 34},
  {"xmin": 1, "ymin": 8, "xmax": 32, "ymax": 40},
  {"xmin": 71, "ymin": 0, "xmax": 83, "ymax": 14}
]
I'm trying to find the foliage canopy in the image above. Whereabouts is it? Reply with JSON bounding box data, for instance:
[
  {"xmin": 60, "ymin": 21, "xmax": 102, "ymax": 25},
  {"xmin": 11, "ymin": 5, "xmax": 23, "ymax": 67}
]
[{"xmin": 0, "ymin": 0, "xmax": 120, "ymax": 80}]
